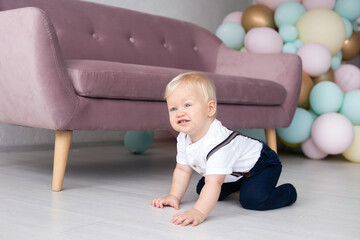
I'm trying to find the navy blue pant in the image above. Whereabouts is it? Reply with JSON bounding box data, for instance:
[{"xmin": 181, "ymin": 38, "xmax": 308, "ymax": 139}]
[{"xmin": 196, "ymin": 143, "xmax": 297, "ymax": 210}]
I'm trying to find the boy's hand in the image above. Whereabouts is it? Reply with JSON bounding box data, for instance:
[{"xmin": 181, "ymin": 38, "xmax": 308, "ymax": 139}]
[
  {"xmin": 150, "ymin": 195, "xmax": 180, "ymax": 210},
  {"xmin": 171, "ymin": 208, "xmax": 205, "ymax": 227}
]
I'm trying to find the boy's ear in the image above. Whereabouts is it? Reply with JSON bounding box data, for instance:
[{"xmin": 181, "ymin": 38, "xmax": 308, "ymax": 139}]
[{"xmin": 208, "ymin": 100, "xmax": 217, "ymax": 117}]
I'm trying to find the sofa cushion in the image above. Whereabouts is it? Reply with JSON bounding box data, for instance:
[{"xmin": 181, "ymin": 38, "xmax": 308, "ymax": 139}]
[{"xmin": 66, "ymin": 60, "xmax": 286, "ymax": 105}]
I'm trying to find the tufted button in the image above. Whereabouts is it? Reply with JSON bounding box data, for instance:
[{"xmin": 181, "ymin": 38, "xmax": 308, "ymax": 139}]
[
  {"xmin": 129, "ymin": 37, "xmax": 135, "ymax": 43},
  {"xmin": 193, "ymin": 46, "xmax": 198, "ymax": 51},
  {"xmin": 163, "ymin": 42, "xmax": 168, "ymax": 48},
  {"xmin": 92, "ymin": 33, "xmax": 99, "ymax": 40}
]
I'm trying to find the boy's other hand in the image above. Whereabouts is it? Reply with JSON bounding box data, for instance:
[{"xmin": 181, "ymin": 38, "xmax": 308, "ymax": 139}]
[
  {"xmin": 150, "ymin": 195, "xmax": 180, "ymax": 210},
  {"xmin": 171, "ymin": 208, "xmax": 205, "ymax": 227}
]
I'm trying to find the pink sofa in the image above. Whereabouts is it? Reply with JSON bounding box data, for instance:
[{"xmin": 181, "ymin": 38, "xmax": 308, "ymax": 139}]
[{"xmin": 0, "ymin": 0, "xmax": 302, "ymax": 191}]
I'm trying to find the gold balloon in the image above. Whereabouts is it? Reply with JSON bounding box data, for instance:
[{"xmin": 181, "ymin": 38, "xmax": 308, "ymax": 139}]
[
  {"xmin": 312, "ymin": 68, "xmax": 335, "ymax": 85},
  {"xmin": 279, "ymin": 136, "xmax": 301, "ymax": 148},
  {"xmin": 341, "ymin": 31, "xmax": 360, "ymax": 61},
  {"xmin": 298, "ymin": 72, "xmax": 314, "ymax": 109},
  {"xmin": 241, "ymin": 4, "xmax": 276, "ymax": 32}
]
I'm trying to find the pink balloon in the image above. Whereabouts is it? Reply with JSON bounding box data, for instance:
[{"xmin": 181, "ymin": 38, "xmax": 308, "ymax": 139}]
[
  {"xmin": 297, "ymin": 43, "xmax": 332, "ymax": 77},
  {"xmin": 302, "ymin": 0, "xmax": 336, "ymax": 10},
  {"xmin": 311, "ymin": 113, "xmax": 354, "ymax": 154},
  {"xmin": 222, "ymin": 11, "xmax": 243, "ymax": 24},
  {"xmin": 244, "ymin": 27, "xmax": 283, "ymax": 53},
  {"xmin": 301, "ymin": 137, "xmax": 328, "ymax": 160},
  {"xmin": 254, "ymin": 0, "xmax": 302, "ymax": 11},
  {"xmin": 334, "ymin": 64, "xmax": 360, "ymax": 93}
]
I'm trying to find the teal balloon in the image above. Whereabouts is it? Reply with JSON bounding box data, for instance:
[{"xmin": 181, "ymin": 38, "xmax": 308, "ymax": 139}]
[
  {"xmin": 334, "ymin": 0, "xmax": 360, "ymax": 21},
  {"xmin": 274, "ymin": 2, "xmax": 306, "ymax": 27},
  {"xmin": 124, "ymin": 131, "xmax": 154, "ymax": 154},
  {"xmin": 340, "ymin": 89, "xmax": 360, "ymax": 124},
  {"xmin": 215, "ymin": 22, "xmax": 245, "ymax": 50},
  {"xmin": 309, "ymin": 110, "xmax": 319, "ymax": 121},
  {"xmin": 352, "ymin": 20, "xmax": 359, "ymax": 32},
  {"xmin": 334, "ymin": 51, "xmax": 343, "ymax": 59},
  {"xmin": 332, "ymin": 51, "xmax": 343, "ymax": 70},
  {"xmin": 309, "ymin": 81, "xmax": 344, "ymax": 115},
  {"xmin": 279, "ymin": 24, "xmax": 298, "ymax": 42},
  {"xmin": 276, "ymin": 108, "xmax": 314, "ymax": 144},
  {"xmin": 331, "ymin": 56, "xmax": 341, "ymax": 70},
  {"xmin": 282, "ymin": 42, "xmax": 297, "ymax": 54},
  {"xmin": 293, "ymin": 39, "xmax": 303, "ymax": 50},
  {"xmin": 342, "ymin": 17, "xmax": 353, "ymax": 40}
]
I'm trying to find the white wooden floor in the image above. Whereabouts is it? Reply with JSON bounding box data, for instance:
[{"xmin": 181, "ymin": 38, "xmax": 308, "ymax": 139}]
[{"xmin": 0, "ymin": 139, "xmax": 359, "ymax": 240}]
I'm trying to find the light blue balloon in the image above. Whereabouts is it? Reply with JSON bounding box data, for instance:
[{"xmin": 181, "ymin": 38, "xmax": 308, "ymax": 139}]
[
  {"xmin": 293, "ymin": 39, "xmax": 304, "ymax": 50},
  {"xmin": 334, "ymin": 51, "xmax": 343, "ymax": 60},
  {"xmin": 309, "ymin": 110, "xmax": 319, "ymax": 121},
  {"xmin": 331, "ymin": 51, "xmax": 342, "ymax": 70},
  {"xmin": 215, "ymin": 22, "xmax": 245, "ymax": 50},
  {"xmin": 279, "ymin": 24, "xmax": 298, "ymax": 42},
  {"xmin": 274, "ymin": 2, "xmax": 306, "ymax": 27},
  {"xmin": 282, "ymin": 42, "xmax": 297, "ymax": 54},
  {"xmin": 309, "ymin": 81, "xmax": 344, "ymax": 115},
  {"xmin": 342, "ymin": 17, "xmax": 353, "ymax": 39},
  {"xmin": 340, "ymin": 89, "xmax": 360, "ymax": 124},
  {"xmin": 334, "ymin": 0, "xmax": 360, "ymax": 21},
  {"xmin": 331, "ymin": 56, "xmax": 341, "ymax": 70},
  {"xmin": 352, "ymin": 20, "xmax": 359, "ymax": 32},
  {"xmin": 124, "ymin": 131, "xmax": 154, "ymax": 154},
  {"xmin": 276, "ymin": 108, "xmax": 314, "ymax": 144}
]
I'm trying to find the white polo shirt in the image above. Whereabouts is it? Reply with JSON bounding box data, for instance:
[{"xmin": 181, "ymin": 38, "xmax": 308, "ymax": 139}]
[{"xmin": 176, "ymin": 119, "xmax": 263, "ymax": 183}]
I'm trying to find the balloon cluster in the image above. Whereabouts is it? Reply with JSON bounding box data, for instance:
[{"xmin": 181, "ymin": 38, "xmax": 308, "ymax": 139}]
[{"xmin": 216, "ymin": 0, "xmax": 360, "ymax": 162}]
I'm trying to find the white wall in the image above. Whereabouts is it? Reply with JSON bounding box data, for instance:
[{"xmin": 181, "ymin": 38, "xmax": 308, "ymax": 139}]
[{"xmin": 0, "ymin": 0, "xmax": 252, "ymax": 148}]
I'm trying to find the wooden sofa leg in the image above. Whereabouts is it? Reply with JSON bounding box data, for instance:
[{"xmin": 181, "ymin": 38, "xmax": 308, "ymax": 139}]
[
  {"xmin": 52, "ymin": 130, "xmax": 72, "ymax": 191},
  {"xmin": 265, "ymin": 128, "xmax": 277, "ymax": 153}
]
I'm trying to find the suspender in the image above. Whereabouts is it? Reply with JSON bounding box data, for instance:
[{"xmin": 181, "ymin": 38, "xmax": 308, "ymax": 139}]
[
  {"xmin": 206, "ymin": 130, "xmax": 252, "ymax": 178},
  {"xmin": 206, "ymin": 131, "xmax": 241, "ymax": 160}
]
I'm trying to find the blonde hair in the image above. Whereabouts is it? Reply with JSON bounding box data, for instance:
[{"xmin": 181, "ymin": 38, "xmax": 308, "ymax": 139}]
[{"xmin": 164, "ymin": 72, "xmax": 217, "ymax": 103}]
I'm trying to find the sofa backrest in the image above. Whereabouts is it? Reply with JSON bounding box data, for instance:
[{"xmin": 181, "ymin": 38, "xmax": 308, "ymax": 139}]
[{"xmin": 0, "ymin": 0, "xmax": 222, "ymax": 72}]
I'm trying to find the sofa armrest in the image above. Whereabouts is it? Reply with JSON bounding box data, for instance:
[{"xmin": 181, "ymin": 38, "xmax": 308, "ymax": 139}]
[
  {"xmin": 0, "ymin": 7, "xmax": 78, "ymax": 130},
  {"xmin": 215, "ymin": 44, "xmax": 302, "ymax": 125}
]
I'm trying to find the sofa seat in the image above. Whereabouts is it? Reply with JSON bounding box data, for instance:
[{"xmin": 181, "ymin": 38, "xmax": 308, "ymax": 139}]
[{"xmin": 67, "ymin": 60, "xmax": 287, "ymax": 106}]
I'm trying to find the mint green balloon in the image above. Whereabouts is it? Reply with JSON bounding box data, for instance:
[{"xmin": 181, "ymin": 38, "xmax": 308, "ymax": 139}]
[
  {"xmin": 216, "ymin": 22, "xmax": 245, "ymax": 50},
  {"xmin": 275, "ymin": 2, "xmax": 306, "ymax": 27},
  {"xmin": 276, "ymin": 108, "xmax": 314, "ymax": 144},
  {"xmin": 279, "ymin": 24, "xmax": 298, "ymax": 42},
  {"xmin": 334, "ymin": 0, "xmax": 360, "ymax": 21},
  {"xmin": 124, "ymin": 131, "xmax": 154, "ymax": 154},
  {"xmin": 352, "ymin": 20, "xmax": 359, "ymax": 32},
  {"xmin": 332, "ymin": 51, "xmax": 342, "ymax": 70},
  {"xmin": 334, "ymin": 51, "xmax": 343, "ymax": 59},
  {"xmin": 282, "ymin": 42, "xmax": 297, "ymax": 54},
  {"xmin": 340, "ymin": 89, "xmax": 360, "ymax": 124},
  {"xmin": 309, "ymin": 109, "xmax": 319, "ymax": 121},
  {"xmin": 342, "ymin": 17, "xmax": 353, "ymax": 39},
  {"xmin": 309, "ymin": 81, "xmax": 344, "ymax": 115},
  {"xmin": 331, "ymin": 56, "xmax": 341, "ymax": 70},
  {"xmin": 293, "ymin": 39, "xmax": 303, "ymax": 50}
]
